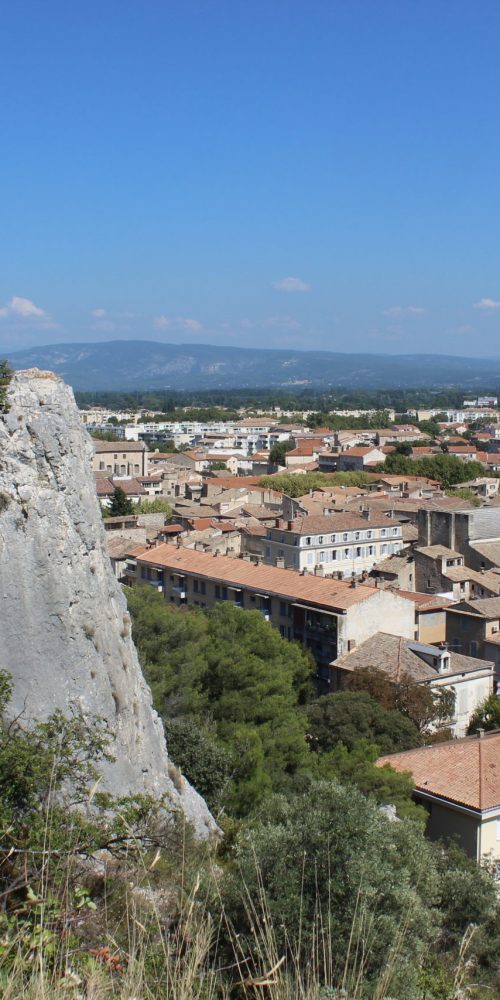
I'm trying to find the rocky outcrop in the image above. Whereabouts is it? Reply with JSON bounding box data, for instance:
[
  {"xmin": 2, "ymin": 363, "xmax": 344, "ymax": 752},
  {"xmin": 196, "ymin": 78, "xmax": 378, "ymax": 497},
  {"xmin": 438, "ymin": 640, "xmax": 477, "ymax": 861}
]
[{"xmin": 0, "ymin": 369, "xmax": 216, "ymax": 837}]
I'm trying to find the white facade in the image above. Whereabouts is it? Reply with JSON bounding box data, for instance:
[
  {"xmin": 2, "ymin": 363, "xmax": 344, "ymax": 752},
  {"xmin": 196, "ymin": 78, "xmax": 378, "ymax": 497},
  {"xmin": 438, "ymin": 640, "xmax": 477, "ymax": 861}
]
[{"xmin": 264, "ymin": 522, "xmax": 404, "ymax": 578}]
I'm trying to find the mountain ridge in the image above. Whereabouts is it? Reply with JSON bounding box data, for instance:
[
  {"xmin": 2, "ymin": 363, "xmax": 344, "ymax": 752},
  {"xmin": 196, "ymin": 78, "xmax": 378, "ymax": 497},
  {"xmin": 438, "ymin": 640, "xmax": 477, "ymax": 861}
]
[{"xmin": 7, "ymin": 339, "xmax": 500, "ymax": 391}]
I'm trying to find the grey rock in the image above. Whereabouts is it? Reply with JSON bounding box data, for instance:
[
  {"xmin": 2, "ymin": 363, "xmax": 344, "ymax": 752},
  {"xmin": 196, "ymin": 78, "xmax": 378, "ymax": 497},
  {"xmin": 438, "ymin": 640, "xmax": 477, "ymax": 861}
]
[{"xmin": 0, "ymin": 369, "xmax": 217, "ymax": 838}]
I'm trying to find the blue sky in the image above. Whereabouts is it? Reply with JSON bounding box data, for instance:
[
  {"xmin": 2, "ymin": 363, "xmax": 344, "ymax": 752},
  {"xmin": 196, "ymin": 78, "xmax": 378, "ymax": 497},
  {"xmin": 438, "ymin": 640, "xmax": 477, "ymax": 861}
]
[{"xmin": 2, "ymin": 0, "xmax": 500, "ymax": 356}]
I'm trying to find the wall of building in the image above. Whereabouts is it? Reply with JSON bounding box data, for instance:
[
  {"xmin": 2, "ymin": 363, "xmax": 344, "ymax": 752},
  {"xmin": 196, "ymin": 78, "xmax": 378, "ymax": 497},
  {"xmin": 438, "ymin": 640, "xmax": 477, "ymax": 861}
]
[
  {"xmin": 416, "ymin": 608, "xmax": 447, "ymax": 643},
  {"xmin": 478, "ymin": 813, "xmax": 500, "ymax": 866},
  {"xmin": 337, "ymin": 589, "xmax": 416, "ymax": 657},
  {"xmin": 414, "ymin": 797, "xmax": 479, "ymax": 858}
]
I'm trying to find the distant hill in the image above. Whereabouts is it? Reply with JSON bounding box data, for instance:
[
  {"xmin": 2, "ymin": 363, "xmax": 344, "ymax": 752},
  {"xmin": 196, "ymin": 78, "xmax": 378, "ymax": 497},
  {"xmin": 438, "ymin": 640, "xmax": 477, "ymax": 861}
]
[{"xmin": 7, "ymin": 340, "xmax": 500, "ymax": 391}]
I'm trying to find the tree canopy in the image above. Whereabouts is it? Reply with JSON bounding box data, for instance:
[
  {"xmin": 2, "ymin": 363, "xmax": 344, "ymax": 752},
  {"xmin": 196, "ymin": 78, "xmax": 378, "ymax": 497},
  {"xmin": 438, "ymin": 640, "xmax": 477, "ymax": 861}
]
[
  {"xmin": 128, "ymin": 589, "xmax": 315, "ymax": 815},
  {"xmin": 109, "ymin": 485, "xmax": 134, "ymax": 515},
  {"xmin": 306, "ymin": 690, "xmax": 422, "ymax": 755}
]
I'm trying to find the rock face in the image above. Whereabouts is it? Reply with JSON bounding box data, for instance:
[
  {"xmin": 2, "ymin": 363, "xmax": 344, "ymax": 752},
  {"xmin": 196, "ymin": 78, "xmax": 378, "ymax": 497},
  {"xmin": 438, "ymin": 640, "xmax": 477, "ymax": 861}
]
[{"xmin": 0, "ymin": 369, "xmax": 216, "ymax": 837}]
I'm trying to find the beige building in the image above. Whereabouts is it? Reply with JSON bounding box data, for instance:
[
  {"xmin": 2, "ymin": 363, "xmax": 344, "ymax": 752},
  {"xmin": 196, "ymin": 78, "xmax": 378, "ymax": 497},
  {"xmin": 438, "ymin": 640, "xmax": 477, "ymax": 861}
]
[
  {"xmin": 331, "ymin": 632, "xmax": 494, "ymax": 737},
  {"xmin": 92, "ymin": 440, "xmax": 148, "ymax": 476},
  {"xmin": 128, "ymin": 544, "xmax": 416, "ymax": 692},
  {"xmin": 377, "ymin": 732, "xmax": 500, "ymax": 871}
]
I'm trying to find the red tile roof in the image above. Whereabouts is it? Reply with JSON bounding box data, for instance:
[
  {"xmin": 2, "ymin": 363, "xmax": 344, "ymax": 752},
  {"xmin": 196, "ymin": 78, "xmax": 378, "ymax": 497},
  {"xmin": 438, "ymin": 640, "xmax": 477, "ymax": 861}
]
[
  {"xmin": 136, "ymin": 545, "xmax": 397, "ymax": 611},
  {"xmin": 377, "ymin": 731, "xmax": 500, "ymax": 811}
]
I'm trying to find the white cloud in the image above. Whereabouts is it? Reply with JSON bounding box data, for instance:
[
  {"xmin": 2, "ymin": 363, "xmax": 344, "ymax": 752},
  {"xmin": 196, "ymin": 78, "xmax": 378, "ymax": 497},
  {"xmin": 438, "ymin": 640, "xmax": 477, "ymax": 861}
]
[
  {"xmin": 0, "ymin": 296, "xmax": 47, "ymax": 319},
  {"xmin": 384, "ymin": 305, "xmax": 426, "ymax": 317},
  {"xmin": 90, "ymin": 307, "xmax": 106, "ymax": 318},
  {"xmin": 473, "ymin": 297, "xmax": 500, "ymax": 310},
  {"xmin": 153, "ymin": 315, "xmax": 203, "ymax": 332},
  {"xmin": 273, "ymin": 276, "xmax": 311, "ymax": 292}
]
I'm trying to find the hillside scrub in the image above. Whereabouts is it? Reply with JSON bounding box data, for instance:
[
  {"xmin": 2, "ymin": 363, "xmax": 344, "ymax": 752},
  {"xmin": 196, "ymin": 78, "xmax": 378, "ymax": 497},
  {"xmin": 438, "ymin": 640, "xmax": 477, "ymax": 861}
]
[{"xmin": 1, "ymin": 661, "xmax": 499, "ymax": 997}]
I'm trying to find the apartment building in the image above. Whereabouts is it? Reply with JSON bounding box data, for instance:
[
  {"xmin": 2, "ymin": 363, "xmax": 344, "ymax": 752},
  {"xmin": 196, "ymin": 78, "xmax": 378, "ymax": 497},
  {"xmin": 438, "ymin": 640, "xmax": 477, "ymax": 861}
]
[
  {"xmin": 127, "ymin": 545, "xmax": 415, "ymax": 690},
  {"xmin": 263, "ymin": 514, "xmax": 404, "ymax": 578}
]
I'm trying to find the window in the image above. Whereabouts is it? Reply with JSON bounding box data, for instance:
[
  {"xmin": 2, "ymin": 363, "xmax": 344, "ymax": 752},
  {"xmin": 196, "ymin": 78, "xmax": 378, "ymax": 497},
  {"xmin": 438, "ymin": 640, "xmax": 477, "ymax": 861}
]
[
  {"xmin": 381, "ymin": 543, "xmax": 388, "ymax": 555},
  {"xmin": 280, "ymin": 601, "xmax": 287, "ymax": 616},
  {"xmin": 380, "ymin": 528, "xmax": 387, "ymax": 537},
  {"xmin": 366, "ymin": 530, "xmax": 372, "ymax": 539},
  {"xmin": 344, "ymin": 548, "xmax": 350, "ymax": 559},
  {"xmin": 222, "ymin": 587, "xmax": 228, "ymax": 599},
  {"xmin": 330, "ymin": 534, "xmax": 336, "ymax": 543},
  {"xmin": 318, "ymin": 535, "xmax": 323, "ymax": 544},
  {"xmin": 193, "ymin": 579, "xmax": 199, "ymax": 593},
  {"xmin": 266, "ymin": 546, "xmax": 271, "ymax": 557},
  {"xmin": 319, "ymin": 550, "xmax": 326, "ymax": 562},
  {"xmin": 200, "ymin": 581, "xmax": 206, "ymax": 595},
  {"xmin": 470, "ymin": 641, "xmax": 478, "ymax": 656},
  {"xmin": 356, "ymin": 547, "xmax": 362, "ymax": 558},
  {"xmin": 367, "ymin": 545, "xmax": 374, "ymax": 556},
  {"xmin": 392, "ymin": 527, "xmax": 399, "ymax": 536},
  {"xmin": 307, "ymin": 552, "xmax": 314, "ymax": 565},
  {"xmin": 343, "ymin": 532, "xmax": 348, "ymax": 542},
  {"xmin": 354, "ymin": 531, "xmax": 360, "ymax": 540},
  {"xmin": 331, "ymin": 550, "xmax": 337, "ymax": 560},
  {"xmin": 306, "ymin": 536, "xmax": 311, "ymax": 546},
  {"xmin": 215, "ymin": 584, "xmax": 221, "ymax": 599}
]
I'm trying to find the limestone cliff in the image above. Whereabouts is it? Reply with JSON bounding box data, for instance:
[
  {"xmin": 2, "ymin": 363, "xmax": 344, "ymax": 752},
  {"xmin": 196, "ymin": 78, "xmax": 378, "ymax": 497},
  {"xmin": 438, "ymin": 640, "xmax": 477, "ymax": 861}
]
[{"xmin": 0, "ymin": 369, "xmax": 216, "ymax": 837}]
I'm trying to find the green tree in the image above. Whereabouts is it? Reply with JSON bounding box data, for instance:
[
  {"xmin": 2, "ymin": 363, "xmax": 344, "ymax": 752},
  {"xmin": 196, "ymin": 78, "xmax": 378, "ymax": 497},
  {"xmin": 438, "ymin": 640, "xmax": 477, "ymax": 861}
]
[
  {"xmin": 344, "ymin": 665, "xmax": 456, "ymax": 733},
  {"xmin": 109, "ymin": 485, "xmax": 134, "ymax": 515},
  {"xmin": 467, "ymin": 692, "xmax": 500, "ymax": 733},
  {"xmin": 312, "ymin": 738, "xmax": 425, "ymax": 821},
  {"xmin": 137, "ymin": 497, "xmax": 173, "ymax": 517},
  {"xmin": 90, "ymin": 429, "xmax": 123, "ymax": 441},
  {"xmin": 269, "ymin": 439, "xmax": 294, "ymax": 465},
  {"xmin": 127, "ymin": 590, "xmax": 315, "ymax": 815},
  {"xmin": 306, "ymin": 690, "xmax": 421, "ymax": 755},
  {"xmin": 217, "ymin": 781, "xmax": 440, "ymax": 999},
  {"xmin": 165, "ymin": 717, "xmax": 232, "ymax": 812}
]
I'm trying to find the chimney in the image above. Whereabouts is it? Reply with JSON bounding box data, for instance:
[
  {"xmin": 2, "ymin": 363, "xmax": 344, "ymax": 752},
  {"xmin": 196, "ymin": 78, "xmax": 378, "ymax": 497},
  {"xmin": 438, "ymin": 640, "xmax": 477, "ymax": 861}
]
[
  {"xmin": 350, "ymin": 573, "xmax": 357, "ymax": 588},
  {"xmin": 478, "ymin": 727, "xmax": 485, "ymax": 739}
]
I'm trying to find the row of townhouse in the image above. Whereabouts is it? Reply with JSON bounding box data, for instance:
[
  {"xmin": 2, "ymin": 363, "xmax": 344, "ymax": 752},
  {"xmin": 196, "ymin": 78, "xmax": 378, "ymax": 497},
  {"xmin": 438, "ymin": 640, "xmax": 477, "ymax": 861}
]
[{"xmin": 125, "ymin": 544, "xmax": 416, "ymax": 690}]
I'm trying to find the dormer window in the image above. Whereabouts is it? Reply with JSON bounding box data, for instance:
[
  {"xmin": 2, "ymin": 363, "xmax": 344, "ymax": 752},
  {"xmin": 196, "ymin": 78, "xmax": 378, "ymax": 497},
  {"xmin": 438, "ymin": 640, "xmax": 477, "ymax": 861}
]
[
  {"xmin": 306, "ymin": 537, "xmax": 311, "ymax": 546},
  {"xmin": 354, "ymin": 531, "xmax": 360, "ymax": 540},
  {"xmin": 343, "ymin": 532, "xmax": 348, "ymax": 541},
  {"xmin": 318, "ymin": 535, "xmax": 323, "ymax": 544}
]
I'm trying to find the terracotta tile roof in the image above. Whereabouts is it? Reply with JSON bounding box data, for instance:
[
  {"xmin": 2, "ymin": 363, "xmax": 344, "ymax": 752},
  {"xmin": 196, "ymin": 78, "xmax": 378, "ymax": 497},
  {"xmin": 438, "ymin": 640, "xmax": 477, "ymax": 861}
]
[
  {"xmin": 448, "ymin": 597, "xmax": 500, "ymax": 618},
  {"xmin": 333, "ymin": 631, "xmax": 493, "ymax": 681},
  {"xmin": 396, "ymin": 590, "xmax": 453, "ymax": 609},
  {"xmin": 340, "ymin": 446, "xmax": 381, "ymax": 456},
  {"xmin": 136, "ymin": 545, "xmax": 392, "ymax": 611},
  {"xmin": 93, "ymin": 440, "xmax": 146, "ymax": 452},
  {"xmin": 287, "ymin": 513, "xmax": 392, "ymax": 533},
  {"xmin": 376, "ymin": 731, "xmax": 500, "ymax": 811},
  {"xmin": 95, "ymin": 477, "xmax": 115, "ymax": 495},
  {"xmin": 112, "ymin": 478, "xmax": 146, "ymax": 495},
  {"xmin": 416, "ymin": 545, "xmax": 463, "ymax": 559}
]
